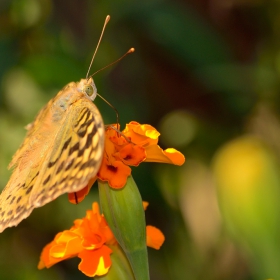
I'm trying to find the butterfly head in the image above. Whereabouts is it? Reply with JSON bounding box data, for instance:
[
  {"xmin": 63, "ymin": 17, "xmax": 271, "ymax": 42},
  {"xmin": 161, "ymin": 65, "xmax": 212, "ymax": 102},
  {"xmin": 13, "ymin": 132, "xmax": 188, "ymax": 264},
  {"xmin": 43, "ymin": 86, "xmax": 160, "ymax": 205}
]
[{"xmin": 78, "ymin": 78, "xmax": 98, "ymax": 102}]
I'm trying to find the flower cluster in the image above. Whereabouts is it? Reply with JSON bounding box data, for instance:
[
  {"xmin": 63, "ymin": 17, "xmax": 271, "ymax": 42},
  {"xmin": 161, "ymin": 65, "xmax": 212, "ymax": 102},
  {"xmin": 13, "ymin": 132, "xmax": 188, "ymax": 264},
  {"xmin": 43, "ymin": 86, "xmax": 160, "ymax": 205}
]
[
  {"xmin": 69, "ymin": 121, "xmax": 185, "ymax": 203},
  {"xmin": 38, "ymin": 202, "xmax": 165, "ymax": 277},
  {"xmin": 39, "ymin": 121, "xmax": 184, "ymax": 277}
]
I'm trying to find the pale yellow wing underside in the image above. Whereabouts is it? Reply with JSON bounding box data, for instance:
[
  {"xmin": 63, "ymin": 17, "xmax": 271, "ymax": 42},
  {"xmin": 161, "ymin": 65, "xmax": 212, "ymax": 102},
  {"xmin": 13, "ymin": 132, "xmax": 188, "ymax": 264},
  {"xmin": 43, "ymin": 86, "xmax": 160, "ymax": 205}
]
[{"xmin": 0, "ymin": 81, "xmax": 104, "ymax": 233}]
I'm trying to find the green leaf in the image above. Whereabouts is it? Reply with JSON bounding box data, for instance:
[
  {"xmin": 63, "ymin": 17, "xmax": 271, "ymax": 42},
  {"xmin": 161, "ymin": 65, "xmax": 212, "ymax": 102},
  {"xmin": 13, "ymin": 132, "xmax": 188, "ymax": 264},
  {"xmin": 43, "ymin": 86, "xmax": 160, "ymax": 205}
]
[{"xmin": 98, "ymin": 176, "xmax": 149, "ymax": 280}]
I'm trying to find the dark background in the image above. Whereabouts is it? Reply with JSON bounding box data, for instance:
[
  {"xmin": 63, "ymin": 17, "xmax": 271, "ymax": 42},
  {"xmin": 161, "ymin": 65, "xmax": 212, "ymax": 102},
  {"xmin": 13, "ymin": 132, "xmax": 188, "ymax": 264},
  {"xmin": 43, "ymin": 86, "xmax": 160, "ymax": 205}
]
[{"xmin": 1, "ymin": 0, "xmax": 280, "ymax": 279}]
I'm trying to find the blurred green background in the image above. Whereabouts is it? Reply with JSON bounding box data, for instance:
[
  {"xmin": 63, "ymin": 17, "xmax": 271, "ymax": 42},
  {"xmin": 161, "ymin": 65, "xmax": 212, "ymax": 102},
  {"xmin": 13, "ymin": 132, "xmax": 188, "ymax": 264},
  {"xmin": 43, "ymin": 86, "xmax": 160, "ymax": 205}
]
[{"xmin": 1, "ymin": 0, "xmax": 280, "ymax": 279}]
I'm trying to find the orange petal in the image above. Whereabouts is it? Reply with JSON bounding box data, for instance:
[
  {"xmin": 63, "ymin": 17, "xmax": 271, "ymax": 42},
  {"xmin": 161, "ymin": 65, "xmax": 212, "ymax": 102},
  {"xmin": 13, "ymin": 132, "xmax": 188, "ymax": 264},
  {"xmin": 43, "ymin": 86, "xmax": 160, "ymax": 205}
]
[
  {"xmin": 89, "ymin": 210, "xmax": 116, "ymax": 245},
  {"xmin": 78, "ymin": 246, "xmax": 112, "ymax": 277},
  {"xmin": 38, "ymin": 231, "xmax": 82, "ymax": 269},
  {"xmin": 86, "ymin": 208, "xmax": 102, "ymax": 228},
  {"xmin": 144, "ymin": 145, "xmax": 185, "ymax": 165},
  {"xmin": 125, "ymin": 122, "xmax": 160, "ymax": 139},
  {"xmin": 103, "ymin": 229, "xmax": 117, "ymax": 245},
  {"xmin": 51, "ymin": 231, "xmax": 83, "ymax": 257},
  {"xmin": 115, "ymin": 143, "xmax": 146, "ymax": 166},
  {"xmin": 89, "ymin": 211, "xmax": 115, "ymax": 245},
  {"xmin": 105, "ymin": 139, "xmax": 118, "ymax": 163},
  {"xmin": 78, "ymin": 217, "xmax": 106, "ymax": 249},
  {"xmin": 95, "ymin": 218, "xmax": 116, "ymax": 245},
  {"xmin": 163, "ymin": 148, "xmax": 185, "ymax": 165},
  {"xmin": 68, "ymin": 176, "xmax": 97, "ymax": 204},
  {"xmin": 143, "ymin": 201, "xmax": 149, "ymax": 210},
  {"xmin": 91, "ymin": 202, "xmax": 101, "ymax": 216},
  {"xmin": 107, "ymin": 126, "xmax": 128, "ymax": 147},
  {"xmin": 105, "ymin": 124, "xmax": 119, "ymax": 140},
  {"xmin": 82, "ymin": 234, "xmax": 105, "ymax": 250},
  {"xmin": 146, "ymin": 225, "xmax": 165, "ymax": 250},
  {"xmin": 123, "ymin": 122, "xmax": 159, "ymax": 146},
  {"xmin": 98, "ymin": 159, "xmax": 131, "ymax": 189},
  {"xmin": 38, "ymin": 241, "xmax": 57, "ymax": 269}
]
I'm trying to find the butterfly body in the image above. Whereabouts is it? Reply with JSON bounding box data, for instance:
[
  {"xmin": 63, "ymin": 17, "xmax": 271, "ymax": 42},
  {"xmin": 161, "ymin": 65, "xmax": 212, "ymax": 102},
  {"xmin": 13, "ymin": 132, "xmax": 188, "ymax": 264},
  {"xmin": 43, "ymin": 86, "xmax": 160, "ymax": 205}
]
[{"xmin": 0, "ymin": 78, "xmax": 104, "ymax": 233}]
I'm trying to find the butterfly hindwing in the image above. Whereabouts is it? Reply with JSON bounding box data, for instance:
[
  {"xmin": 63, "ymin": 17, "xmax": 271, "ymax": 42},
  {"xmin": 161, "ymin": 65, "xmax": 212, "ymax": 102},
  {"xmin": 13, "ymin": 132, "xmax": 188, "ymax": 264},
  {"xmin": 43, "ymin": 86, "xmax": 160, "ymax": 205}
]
[
  {"xmin": 8, "ymin": 99, "xmax": 54, "ymax": 170},
  {"xmin": 0, "ymin": 100, "xmax": 55, "ymax": 232}
]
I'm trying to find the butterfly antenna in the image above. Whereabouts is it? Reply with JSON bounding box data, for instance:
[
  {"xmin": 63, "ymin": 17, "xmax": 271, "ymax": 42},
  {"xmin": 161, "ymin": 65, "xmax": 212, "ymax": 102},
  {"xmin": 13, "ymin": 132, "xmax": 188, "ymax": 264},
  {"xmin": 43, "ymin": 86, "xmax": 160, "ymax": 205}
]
[
  {"xmin": 89, "ymin": 48, "xmax": 135, "ymax": 78},
  {"xmin": 86, "ymin": 17, "xmax": 134, "ymax": 130},
  {"xmin": 86, "ymin": 15, "xmax": 110, "ymax": 79},
  {"xmin": 92, "ymin": 48, "xmax": 135, "ymax": 129}
]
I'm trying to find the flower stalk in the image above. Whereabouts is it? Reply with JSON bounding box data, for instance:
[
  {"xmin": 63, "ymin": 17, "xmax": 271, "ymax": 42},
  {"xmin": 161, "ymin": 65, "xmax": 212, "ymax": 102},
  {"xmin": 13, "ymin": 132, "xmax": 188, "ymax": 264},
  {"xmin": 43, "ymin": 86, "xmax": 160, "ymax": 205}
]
[{"xmin": 98, "ymin": 176, "xmax": 149, "ymax": 280}]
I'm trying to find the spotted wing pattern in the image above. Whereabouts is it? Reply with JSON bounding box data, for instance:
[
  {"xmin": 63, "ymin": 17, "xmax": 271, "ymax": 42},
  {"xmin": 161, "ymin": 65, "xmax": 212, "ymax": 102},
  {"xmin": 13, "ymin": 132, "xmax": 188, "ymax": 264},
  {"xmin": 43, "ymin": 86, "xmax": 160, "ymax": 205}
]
[{"xmin": 0, "ymin": 90, "xmax": 104, "ymax": 233}]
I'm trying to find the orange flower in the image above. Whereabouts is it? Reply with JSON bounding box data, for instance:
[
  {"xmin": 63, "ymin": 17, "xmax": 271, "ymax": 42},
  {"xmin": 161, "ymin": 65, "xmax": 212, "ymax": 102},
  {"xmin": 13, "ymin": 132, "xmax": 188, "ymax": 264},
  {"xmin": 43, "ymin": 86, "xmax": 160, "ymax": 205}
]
[
  {"xmin": 143, "ymin": 202, "xmax": 165, "ymax": 250},
  {"xmin": 68, "ymin": 121, "xmax": 185, "ymax": 202},
  {"xmin": 38, "ymin": 202, "xmax": 165, "ymax": 276},
  {"xmin": 97, "ymin": 157, "xmax": 131, "ymax": 189},
  {"xmin": 146, "ymin": 226, "xmax": 165, "ymax": 250},
  {"xmin": 38, "ymin": 202, "xmax": 114, "ymax": 277},
  {"xmin": 121, "ymin": 122, "xmax": 185, "ymax": 166}
]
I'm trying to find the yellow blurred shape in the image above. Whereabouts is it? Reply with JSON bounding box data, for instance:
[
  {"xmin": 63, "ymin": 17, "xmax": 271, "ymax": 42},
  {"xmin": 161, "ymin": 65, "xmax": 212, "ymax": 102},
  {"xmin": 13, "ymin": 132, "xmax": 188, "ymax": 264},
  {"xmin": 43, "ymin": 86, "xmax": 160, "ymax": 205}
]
[
  {"xmin": 212, "ymin": 135, "xmax": 280, "ymax": 278},
  {"xmin": 214, "ymin": 137, "xmax": 267, "ymax": 196},
  {"xmin": 159, "ymin": 110, "xmax": 197, "ymax": 147},
  {"xmin": 179, "ymin": 160, "xmax": 221, "ymax": 252},
  {"xmin": 10, "ymin": 0, "xmax": 51, "ymax": 28},
  {"xmin": 3, "ymin": 68, "xmax": 46, "ymax": 118}
]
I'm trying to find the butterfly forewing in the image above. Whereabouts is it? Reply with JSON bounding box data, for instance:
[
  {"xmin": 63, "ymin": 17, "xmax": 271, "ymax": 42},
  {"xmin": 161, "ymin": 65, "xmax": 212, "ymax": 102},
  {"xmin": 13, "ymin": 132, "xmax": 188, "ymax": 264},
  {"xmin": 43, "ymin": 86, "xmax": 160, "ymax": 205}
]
[
  {"xmin": 0, "ymin": 79, "xmax": 104, "ymax": 233},
  {"xmin": 32, "ymin": 99, "xmax": 104, "ymax": 206}
]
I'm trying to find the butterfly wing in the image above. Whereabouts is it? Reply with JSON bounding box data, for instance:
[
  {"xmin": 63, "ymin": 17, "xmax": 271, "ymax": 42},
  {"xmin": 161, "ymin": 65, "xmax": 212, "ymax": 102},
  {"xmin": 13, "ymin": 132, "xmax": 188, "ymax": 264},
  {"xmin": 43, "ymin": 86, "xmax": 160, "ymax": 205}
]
[
  {"xmin": 0, "ymin": 95, "xmax": 104, "ymax": 233},
  {"xmin": 32, "ymin": 98, "xmax": 104, "ymax": 206},
  {"xmin": 8, "ymin": 99, "xmax": 53, "ymax": 170}
]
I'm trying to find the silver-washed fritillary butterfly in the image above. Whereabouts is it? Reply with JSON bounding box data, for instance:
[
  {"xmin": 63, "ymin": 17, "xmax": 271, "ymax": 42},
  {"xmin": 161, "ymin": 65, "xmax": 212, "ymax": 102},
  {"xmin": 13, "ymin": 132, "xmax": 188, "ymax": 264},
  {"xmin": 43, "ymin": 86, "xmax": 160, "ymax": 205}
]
[
  {"xmin": 0, "ymin": 15, "xmax": 134, "ymax": 233},
  {"xmin": 0, "ymin": 77, "xmax": 105, "ymax": 233}
]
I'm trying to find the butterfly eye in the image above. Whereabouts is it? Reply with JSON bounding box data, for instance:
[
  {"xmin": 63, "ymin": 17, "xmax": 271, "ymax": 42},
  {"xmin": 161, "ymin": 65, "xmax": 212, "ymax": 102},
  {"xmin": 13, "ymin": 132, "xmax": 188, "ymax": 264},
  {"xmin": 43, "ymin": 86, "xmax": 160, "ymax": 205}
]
[{"xmin": 83, "ymin": 85, "xmax": 94, "ymax": 96}]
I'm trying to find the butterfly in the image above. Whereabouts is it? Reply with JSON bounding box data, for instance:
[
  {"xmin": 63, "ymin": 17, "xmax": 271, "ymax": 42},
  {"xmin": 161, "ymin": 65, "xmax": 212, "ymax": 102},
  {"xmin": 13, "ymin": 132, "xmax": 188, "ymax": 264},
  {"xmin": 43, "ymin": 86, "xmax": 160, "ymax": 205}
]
[
  {"xmin": 0, "ymin": 15, "xmax": 120, "ymax": 233},
  {"xmin": 0, "ymin": 14, "xmax": 135, "ymax": 233},
  {"xmin": 0, "ymin": 77, "xmax": 105, "ymax": 233}
]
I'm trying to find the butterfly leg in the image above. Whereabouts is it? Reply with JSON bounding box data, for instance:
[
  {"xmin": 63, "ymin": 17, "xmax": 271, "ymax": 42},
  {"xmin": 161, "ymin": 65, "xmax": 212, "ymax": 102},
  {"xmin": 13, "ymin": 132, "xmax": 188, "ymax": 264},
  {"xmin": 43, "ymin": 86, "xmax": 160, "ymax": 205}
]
[{"xmin": 105, "ymin": 124, "xmax": 135, "ymax": 144}]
